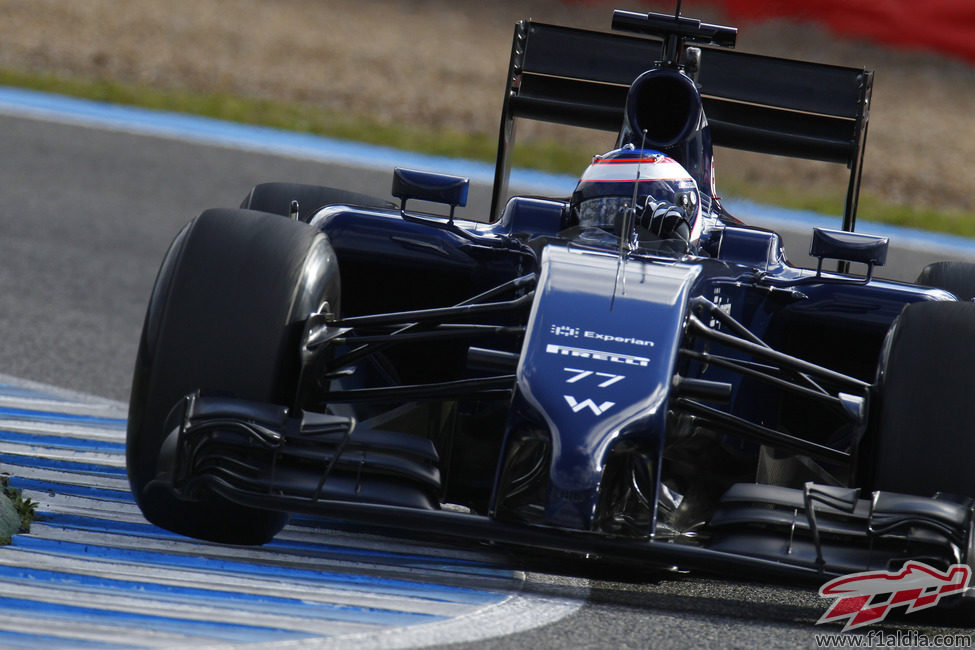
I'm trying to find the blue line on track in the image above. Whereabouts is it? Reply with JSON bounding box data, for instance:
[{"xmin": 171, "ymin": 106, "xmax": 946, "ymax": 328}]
[
  {"xmin": 8, "ymin": 477, "xmax": 133, "ymax": 503},
  {"xmin": 10, "ymin": 536, "xmax": 503, "ymax": 604},
  {"xmin": 0, "ymin": 429, "xmax": 125, "ymax": 453},
  {"xmin": 0, "ymin": 85, "xmax": 566, "ymax": 192},
  {"xmin": 1, "ymin": 85, "xmax": 974, "ymax": 256},
  {"xmin": 722, "ymin": 197, "xmax": 975, "ymax": 256},
  {"xmin": 0, "ymin": 86, "xmax": 975, "ymax": 254},
  {"xmin": 0, "ymin": 406, "xmax": 125, "ymax": 428},
  {"xmin": 0, "ymin": 454, "xmax": 126, "ymax": 478}
]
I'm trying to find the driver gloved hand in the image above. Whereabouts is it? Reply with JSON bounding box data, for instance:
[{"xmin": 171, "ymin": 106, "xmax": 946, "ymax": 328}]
[{"xmin": 640, "ymin": 199, "xmax": 691, "ymax": 241}]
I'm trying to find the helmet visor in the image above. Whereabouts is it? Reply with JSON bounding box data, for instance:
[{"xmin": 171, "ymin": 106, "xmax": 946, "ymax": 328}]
[{"xmin": 576, "ymin": 195, "xmax": 633, "ymax": 230}]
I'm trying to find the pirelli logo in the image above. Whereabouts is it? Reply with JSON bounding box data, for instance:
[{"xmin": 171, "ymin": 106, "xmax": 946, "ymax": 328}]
[{"xmin": 545, "ymin": 344, "xmax": 650, "ymax": 367}]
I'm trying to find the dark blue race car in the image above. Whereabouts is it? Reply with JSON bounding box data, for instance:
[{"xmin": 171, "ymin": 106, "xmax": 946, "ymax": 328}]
[{"xmin": 126, "ymin": 8, "xmax": 975, "ymax": 599}]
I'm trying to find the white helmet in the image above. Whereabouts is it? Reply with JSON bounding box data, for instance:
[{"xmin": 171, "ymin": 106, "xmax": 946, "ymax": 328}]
[{"xmin": 570, "ymin": 147, "xmax": 702, "ymax": 243}]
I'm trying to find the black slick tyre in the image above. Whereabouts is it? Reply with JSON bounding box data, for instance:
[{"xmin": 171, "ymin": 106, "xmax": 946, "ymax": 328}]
[
  {"xmin": 126, "ymin": 208, "xmax": 340, "ymax": 544},
  {"xmin": 915, "ymin": 261, "xmax": 975, "ymax": 301},
  {"xmin": 870, "ymin": 300, "xmax": 975, "ymax": 498},
  {"xmin": 241, "ymin": 182, "xmax": 394, "ymax": 222}
]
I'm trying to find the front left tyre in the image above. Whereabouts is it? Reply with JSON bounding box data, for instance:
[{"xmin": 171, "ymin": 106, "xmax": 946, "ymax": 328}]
[{"xmin": 126, "ymin": 208, "xmax": 340, "ymax": 544}]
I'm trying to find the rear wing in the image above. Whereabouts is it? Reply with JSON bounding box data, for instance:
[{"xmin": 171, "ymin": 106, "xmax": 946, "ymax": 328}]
[{"xmin": 490, "ymin": 20, "xmax": 873, "ymax": 232}]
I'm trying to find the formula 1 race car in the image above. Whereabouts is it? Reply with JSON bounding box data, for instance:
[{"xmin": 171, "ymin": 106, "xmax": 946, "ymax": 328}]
[{"xmin": 127, "ymin": 8, "xmax": 975, "ymax": 597}]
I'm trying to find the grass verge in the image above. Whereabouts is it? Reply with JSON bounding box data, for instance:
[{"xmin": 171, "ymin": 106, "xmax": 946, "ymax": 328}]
[
  {"xmin": 3, "ymin": 67, "xmax": 974, "ymax": 237},
  {"xmin": 0, "ymin": 475, "xmax": 37, "ymax": 544},
  {"xmin": 719, "ymin": 178, "xmax": 975, "ymax": 238}
]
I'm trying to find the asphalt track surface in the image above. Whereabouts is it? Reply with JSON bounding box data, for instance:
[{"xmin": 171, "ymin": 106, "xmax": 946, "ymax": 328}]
[{"xmin": 1, "ymin": 103, "xmax": 973, "ymax": 648}]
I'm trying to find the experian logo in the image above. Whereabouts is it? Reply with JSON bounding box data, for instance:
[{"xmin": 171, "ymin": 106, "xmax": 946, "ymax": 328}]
[
  {"xmin": 550, "ymin": 324, "xmax": 654, "ymax": 348},
  {"xmin": 583, "ymin": 330, "xmax": 654, "ymax": 347},
  {"xmin": 546, "ymin": 344, "xmax": 650, "ymax": 367}
]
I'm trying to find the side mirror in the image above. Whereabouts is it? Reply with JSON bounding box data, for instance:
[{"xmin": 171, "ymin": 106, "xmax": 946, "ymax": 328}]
[
  {"xmin": 392, "ymin": 168, "xmax": 469, "ymax": 220},
  {"xmin": 810, "ymin": 227, "xmax": 888, "ymax": 280}
]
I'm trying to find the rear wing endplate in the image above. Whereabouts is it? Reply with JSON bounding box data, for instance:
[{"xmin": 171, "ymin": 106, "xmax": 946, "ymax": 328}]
[{"xmin": 491, "ymin": 21, "xmax": 873, "ymax": 232}]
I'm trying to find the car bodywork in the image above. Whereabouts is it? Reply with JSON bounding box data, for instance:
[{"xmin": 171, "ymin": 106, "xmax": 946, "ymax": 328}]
[{"xmin": 130, "ymin": 9, "xmax": 975, "ymax": 595}]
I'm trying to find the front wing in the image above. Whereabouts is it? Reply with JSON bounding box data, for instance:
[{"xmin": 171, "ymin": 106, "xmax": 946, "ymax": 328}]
[{"xmin": 151, "ymin": 391, "xmax": 975, "ymax": 596}]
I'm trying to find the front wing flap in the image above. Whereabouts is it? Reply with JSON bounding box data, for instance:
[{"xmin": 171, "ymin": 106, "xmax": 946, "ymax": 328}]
[{"xmin": 151, "ymin": 392, "xmax": 975, "ymax": 594}]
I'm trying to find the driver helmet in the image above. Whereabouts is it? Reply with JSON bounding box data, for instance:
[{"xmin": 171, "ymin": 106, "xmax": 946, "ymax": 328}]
[{"xmin": 570, "ymin": 147, "xmax": 702, "ymax": 241}]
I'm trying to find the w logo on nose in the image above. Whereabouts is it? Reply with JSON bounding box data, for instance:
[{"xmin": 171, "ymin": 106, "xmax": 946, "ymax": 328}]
[{"xmin": 564, "ymin": 395, "xmax": 615, "ymax": 415}]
